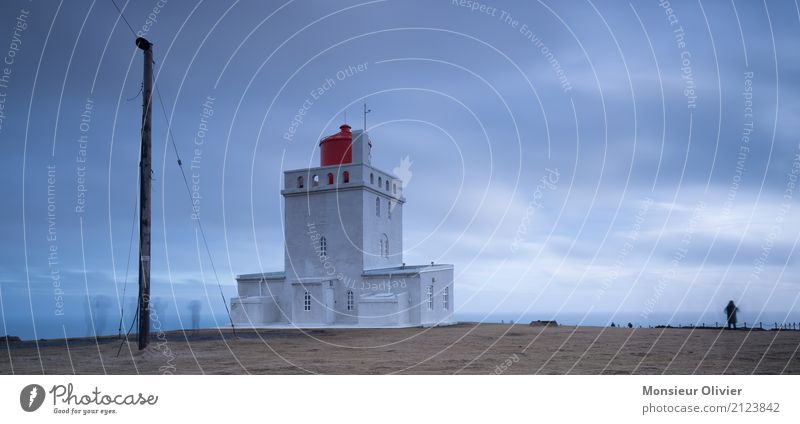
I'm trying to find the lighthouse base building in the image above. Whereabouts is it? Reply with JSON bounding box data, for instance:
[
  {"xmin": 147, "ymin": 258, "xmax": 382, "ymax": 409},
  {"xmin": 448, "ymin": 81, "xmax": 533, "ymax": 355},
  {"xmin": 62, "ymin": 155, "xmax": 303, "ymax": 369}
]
[{"xmin": 230, "ymin": 124, "xmax": 455, "ymax": 328}]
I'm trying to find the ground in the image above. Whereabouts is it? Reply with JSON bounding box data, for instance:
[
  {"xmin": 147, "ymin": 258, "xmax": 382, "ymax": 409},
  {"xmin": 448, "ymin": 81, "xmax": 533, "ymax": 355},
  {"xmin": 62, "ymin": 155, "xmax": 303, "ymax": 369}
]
[{"xmin": 2, "ymin": 324, "xmax": 799, "ymax": 374}]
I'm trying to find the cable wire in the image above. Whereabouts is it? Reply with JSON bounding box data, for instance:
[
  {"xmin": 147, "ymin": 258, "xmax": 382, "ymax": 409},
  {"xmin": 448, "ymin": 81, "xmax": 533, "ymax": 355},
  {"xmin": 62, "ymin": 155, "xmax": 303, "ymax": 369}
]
[
  {"xmin": 153, "ymin": 81, "xmax": 237, "ymax": 336},
  {"xmin": 110, "ymin": 0, "xmax": 136, "ymax": 36}
]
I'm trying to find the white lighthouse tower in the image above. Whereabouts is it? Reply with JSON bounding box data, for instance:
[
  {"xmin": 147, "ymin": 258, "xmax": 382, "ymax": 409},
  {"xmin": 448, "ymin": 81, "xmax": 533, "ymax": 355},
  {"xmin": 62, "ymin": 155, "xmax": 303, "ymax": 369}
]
[{"xmin": 231, "ymin": 124, "xmax": 455, "ymax": 327}]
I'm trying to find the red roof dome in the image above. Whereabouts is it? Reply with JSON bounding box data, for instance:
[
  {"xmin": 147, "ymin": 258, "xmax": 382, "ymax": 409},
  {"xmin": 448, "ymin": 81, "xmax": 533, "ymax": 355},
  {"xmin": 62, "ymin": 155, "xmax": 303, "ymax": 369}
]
[{"xmin": 319, "ymin": 124, "xmax": 353, "ymax": 166}]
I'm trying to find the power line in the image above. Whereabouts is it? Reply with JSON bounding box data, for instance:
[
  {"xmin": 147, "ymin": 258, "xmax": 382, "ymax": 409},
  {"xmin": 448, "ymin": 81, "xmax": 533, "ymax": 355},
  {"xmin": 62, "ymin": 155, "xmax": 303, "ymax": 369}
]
[
  {"xmin": 110, "ymin": 0, "xmax": 136, "ymax": 37},
  {"xmin": 109, "ymin": 0, "xmax": 142, "ymax": 352},
  {"xmin": 117, "ymin": 191, "xmax": 138, "ymax": 339},
  {"xmin": 153, "ymin": 81, "xmax": 237, "ymax": 336}
]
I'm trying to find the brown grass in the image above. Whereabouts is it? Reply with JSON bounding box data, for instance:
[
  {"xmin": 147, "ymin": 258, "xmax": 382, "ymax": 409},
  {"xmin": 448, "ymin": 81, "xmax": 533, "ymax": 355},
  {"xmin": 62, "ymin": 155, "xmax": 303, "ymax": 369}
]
[{"xmin": 2, "ymin": 324, "xmax": 798, "ymax": 374}]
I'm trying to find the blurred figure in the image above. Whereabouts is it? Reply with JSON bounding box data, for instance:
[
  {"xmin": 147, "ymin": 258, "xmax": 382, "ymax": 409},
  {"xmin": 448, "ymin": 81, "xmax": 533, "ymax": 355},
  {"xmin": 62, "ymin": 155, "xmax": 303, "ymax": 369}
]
[
  {"xmin": 725, "ymin": 300, "xmax": 739, "ymax": 329},
  {"xmin": 188, "ymin": 300, "xmax": 202, "ymax": 336},
  {"xmin": 84, "ymin": 295, "xmax": 111, "ymax": 338}
]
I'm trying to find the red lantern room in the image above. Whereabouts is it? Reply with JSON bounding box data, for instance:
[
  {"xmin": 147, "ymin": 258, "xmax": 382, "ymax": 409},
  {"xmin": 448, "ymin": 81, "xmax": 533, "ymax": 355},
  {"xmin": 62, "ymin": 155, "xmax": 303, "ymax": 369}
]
[{"xmin": 319, "ymin": 124, "xmax": 353, "ymax": 166}]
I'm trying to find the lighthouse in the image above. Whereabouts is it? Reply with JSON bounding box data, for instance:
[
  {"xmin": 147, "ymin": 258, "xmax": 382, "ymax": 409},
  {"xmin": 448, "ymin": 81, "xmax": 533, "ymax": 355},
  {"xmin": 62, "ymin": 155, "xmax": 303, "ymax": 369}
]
[{"xmin": 231, "ymin": 124, "xmax": 455, "ymax": 327}]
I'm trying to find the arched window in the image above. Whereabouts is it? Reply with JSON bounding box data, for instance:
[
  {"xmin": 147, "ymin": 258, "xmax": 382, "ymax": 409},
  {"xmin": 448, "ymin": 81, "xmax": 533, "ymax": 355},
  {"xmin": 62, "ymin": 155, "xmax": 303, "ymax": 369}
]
[
  {"xmin": 386, "ymin": 180, "xmax": 390, "ymax": 191},
  {"xmin": 312, "ymin": 174, "xmax": 319, "ymax": 187},
  {"xmin": 427, "ymin": 285, "xmax": 434, "ymax": 310},
  {"xmin": 342, "ymin": 171, "xmax": 350, "ymax": 183},
  {"xmin": 375, "ymin": 196, "xmax": 380, "ymax": 217},
  {"xmin": 297, "ymin": 176, "xmax": 304, "ymax": 188},
  {"xmin": 319, "ymin": 236, "xmax": 327, "ymax": 258},
  {"xmin": 370, "ymin": 173, "xmax": 374, "ymax": 184},
  {"xmin": 379, "ymin": 239, "xmax": 384, "ymax": 258},
  {"xmin": 393, "ymin": 183, "xmax": 397, "ymax": 194},
  {"xmin": 381, "ymin": 233, "xmax": 389, "ymax": 258},
  {"xmin": 378, "ymin": 176, "xmax": 382, "ymax": 187},
  {"xmin": 304, "ymin": 290, "xmax": 311, "ymax": 311},
  {"xmin": 388, "ymin": 202, "xmax": 392, "ymax": 220},
  {"xmin": 327, "ymin": 173, "xmax": 334, "ymax": 185},
  {"xmin": 346, "ymin": 290, "xmax": 354, "ymax": 311},
  {"xmin": 443, "ymin": 287, "xmax": 449, "ymax": 310}
]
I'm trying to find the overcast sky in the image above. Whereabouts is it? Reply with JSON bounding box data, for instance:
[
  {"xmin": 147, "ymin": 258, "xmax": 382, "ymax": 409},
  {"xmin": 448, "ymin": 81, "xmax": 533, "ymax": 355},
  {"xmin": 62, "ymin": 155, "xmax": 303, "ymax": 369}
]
[{"xmin": 1, "ymin": 0, "xmax": 799, "ymax": 339}]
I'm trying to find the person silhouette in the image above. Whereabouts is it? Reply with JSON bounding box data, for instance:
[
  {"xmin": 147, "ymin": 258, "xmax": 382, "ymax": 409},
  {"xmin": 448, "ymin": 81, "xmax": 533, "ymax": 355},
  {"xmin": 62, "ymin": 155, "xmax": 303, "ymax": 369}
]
[{"xmin": 725, "ymin": 300, "xmax": 739, "ymax": 329}]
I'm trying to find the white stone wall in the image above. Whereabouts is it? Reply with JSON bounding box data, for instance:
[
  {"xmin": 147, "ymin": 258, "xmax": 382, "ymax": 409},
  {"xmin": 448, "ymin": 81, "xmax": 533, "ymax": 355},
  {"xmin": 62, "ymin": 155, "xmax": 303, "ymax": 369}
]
[
  {"xmin": 357, "ymin": 292, "xmax": 410, "ymax": 326},
  {"xmin": 291, "ymin": 283, "xmax": 325, "ymax": 324},
  {"xmin": 361, "ymin": 187, "xmax": 403, "ymax": 270},
  {"xmin": 417, "ymin": 269, "xmax": 455, "ymax": 326},
  {"xmin": 283, "ymin": 184, "xmax": 364, "ymax": 283},
  {"xmin": 351, "ymin": 130, "xmax": 371, "ymax": 166},
  {"xmin": 231, "ymin": 296, "xmax": 280, "ymax": 325}
]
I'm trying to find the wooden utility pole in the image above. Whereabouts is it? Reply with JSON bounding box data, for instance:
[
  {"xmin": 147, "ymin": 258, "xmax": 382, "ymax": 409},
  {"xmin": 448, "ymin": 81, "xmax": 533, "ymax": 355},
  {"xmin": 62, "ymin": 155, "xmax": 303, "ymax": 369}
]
[{"xmin": 136, "ymin": 37, "xmax": 153, "ymax": 350}]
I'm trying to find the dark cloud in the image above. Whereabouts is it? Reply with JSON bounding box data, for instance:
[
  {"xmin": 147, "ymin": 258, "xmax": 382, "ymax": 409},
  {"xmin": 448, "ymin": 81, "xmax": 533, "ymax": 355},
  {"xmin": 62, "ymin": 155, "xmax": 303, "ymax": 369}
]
[{"xmin": 1, "ymin": 0, "xmax": 798, "ymax": 336}]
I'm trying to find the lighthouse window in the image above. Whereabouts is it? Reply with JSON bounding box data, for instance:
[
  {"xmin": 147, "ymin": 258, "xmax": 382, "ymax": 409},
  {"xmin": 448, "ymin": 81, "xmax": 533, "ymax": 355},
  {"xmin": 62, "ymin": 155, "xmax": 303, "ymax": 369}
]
[
  {"xmin": 342, "ymin": 171, "xmax": 350, "ymax": 183},
  {"xmin": 327, "ymin": 173, "xmax": 334, "ymax": 185},
  {"xmin": 346, "ymin": 290, "xmax": 354, "ymax": 311},
  {"xmin": 381, "ymin": 234, "xmax": 389, "ymax": 258},
  {"xmin": 297, "ymin": 176, "xmax": 304, "ymax": 188},
  {"xmin": 304, "ymin": 290, "xmax": 311, "ymax": 311},
  {"xmin": 443, "ymin": 287, "xmax": 449, "ymax": 310},
  {"xmin": 375, "ymin": 196, "xmax": 380, "ymax": 217},
  {"xmin": 312, "ymin": 174, "xmax": 319, "ymax": 187},
  {"xmin": 388, "ymin": 202, "xmax": 392, "ymax": 220},
  {"xmin": 427, "ymin": 285, "xmax": 434, "ymax": 310},
  {"xmin": 386, "ymin": 180, "xmax": 390, "ymax": 191},
  {"xmin": 378, "ymin": 176, "xmax": 382, "ymax": 187},
  {"xmin": 319, "ymin": 236, "xmax": 327, "ymax": 258},
  {"xmin": 393, "ymin": 183, "xmax": 397, "ymax": 194},
  {"xmin": 370, "ymin": 173, "xmax": 374, "ymax": 184}
]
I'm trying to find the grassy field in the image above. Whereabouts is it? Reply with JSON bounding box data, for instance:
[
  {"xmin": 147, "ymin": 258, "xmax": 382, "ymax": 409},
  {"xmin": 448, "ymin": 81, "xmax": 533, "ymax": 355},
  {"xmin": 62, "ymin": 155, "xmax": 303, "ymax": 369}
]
[{"xmin": 2, "ymin": 323, "xmax": 799, "ymax": 374}]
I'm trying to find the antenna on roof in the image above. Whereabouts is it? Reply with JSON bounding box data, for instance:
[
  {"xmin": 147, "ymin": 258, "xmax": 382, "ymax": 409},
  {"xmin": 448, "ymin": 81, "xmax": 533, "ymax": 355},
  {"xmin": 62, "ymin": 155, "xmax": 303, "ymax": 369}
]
[{"xmin": 363, "ymin": 102, "xmax": 371, "ymax": 131}]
